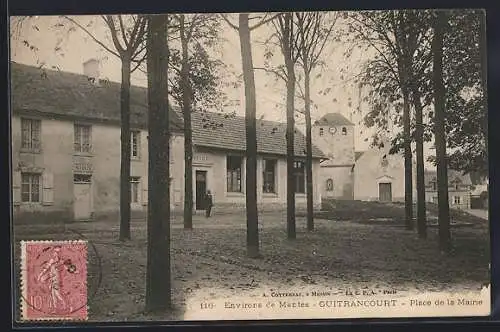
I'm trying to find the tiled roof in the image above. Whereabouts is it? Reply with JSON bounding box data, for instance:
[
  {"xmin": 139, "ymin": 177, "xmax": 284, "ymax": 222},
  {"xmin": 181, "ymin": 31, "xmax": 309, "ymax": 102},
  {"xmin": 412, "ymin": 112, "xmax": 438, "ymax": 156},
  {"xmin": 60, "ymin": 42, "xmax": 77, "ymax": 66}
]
[
  {"xmin": 314, "ymin": 113, "xmax": 354, "ymax": 126},
  {"xmin": 10, "ymin": 62, "xmax": 184, "ymax": 131},
  {"xmin": 187, "ymin": 111, "xmax": 326, "ymax": 159},
  {"xmin": 10, "ymin": 62, "xmax": 326, "ymax": 159},
  {"xmin": 424, "ymin": 170, "xmax": 472, "ymax": 186}
]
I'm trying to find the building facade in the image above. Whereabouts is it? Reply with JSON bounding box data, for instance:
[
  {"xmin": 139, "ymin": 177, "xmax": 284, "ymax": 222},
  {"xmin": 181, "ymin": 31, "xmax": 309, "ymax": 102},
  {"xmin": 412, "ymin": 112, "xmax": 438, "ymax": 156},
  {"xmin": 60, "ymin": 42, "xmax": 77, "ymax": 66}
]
[
  {"xmin": 352, "ymin": 146, "xmax": 416, "ymax": 202},
  {"xmin": 12, "ymin": 114, "xmax": 187, "ymax": 223},
  {"xmin": 313, "ymin": 112, "xmax": 474, "ymax": 207},
  {"xmin": 11, "ymin": 61, "xmax": 325, "ymax": 224},
  {"xmin": 424, "ymin": 170, "xmax": 472, "ymax": 210},
  {"xmin": 186, "ymin": 111, "xmax": 325, "ymax": 212},
  {"xmin": 11, "ymin": 61, "xmax": 185, "ymax": 223}
]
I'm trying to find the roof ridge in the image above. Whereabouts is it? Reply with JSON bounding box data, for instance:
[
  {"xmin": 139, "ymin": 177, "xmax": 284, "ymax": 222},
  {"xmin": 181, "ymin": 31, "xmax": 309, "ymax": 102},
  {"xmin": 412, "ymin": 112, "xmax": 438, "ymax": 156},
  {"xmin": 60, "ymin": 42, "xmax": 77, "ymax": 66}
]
[
  {"xmin": 187, "ymin": 109, "xmax": 304, "ymax": 129},
  {"xmin": 11, "ymin": 61, "xmax": 148, "ymax": 91},
  {"xmin": 315, "ymin": 112, "xmax": 354, "ymax": 126},
  {"xmin": 11, "ymin": 61, "xmax": 326, "ymax": 159}
]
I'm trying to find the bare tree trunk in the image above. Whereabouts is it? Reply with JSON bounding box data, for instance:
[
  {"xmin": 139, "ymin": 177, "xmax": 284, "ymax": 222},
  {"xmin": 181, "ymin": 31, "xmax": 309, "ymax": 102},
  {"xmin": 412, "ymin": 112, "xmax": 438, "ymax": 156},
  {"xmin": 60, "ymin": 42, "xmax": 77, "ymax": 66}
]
[
  {"xmin": 304, "ymin": 70, "xmax": 314, "ymax": 231},
  {"xmin": 395, "ymin": 15, "xmax": 414, "ymax": 231},
  {"xmin": 180, "ymin": 16, "xmax": 194, "ymax": 229},
  {"xmin": 432, "ymin": 10, "xmax": 451, "ymax": 253},
  {"xmin": 402, "ymin": 90, "xmax": 414, "ymax": 230},
  {"xmin": 413, "ymin": 89, "xmax": 427, "ymax": 239},
  {"xmin": 283, "ymin": 14, "xmax": 297, "ymax": 240},
  {"xmin": 145, "ymin": 13, "xmax": 172, "ymax": 311},
  {"xmin": 239, "ymin": 14, "xmax": 260, "ymax": 258},
  {"xmin": 119, "ymin": 56, "xmax": 132, "ymax": 241}
]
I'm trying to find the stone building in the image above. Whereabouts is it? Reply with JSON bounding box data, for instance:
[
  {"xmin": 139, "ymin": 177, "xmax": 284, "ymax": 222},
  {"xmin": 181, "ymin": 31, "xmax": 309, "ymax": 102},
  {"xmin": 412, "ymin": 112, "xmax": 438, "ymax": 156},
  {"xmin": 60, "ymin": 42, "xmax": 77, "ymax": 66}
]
[
  {"xmin": 312, "ymin": 113, "xmax": 356, "ymax": 200},
  {"xmin": 424, "ymin": 170, "xmax": 472, "ymax": 210},
  {"xmin": 312, "ymin": 111, "xmax": 474, "ymax": 206},
  {"xmin": 10, "ymin": 61, "xmax": 325, "ymax": 223},
  {"xmin": 352, "ymin": 146, "xmax": 416, "ymax": 202},
  {"xmin": 312, "ymin": 112, "xmax": 416, "ymax": 202}
]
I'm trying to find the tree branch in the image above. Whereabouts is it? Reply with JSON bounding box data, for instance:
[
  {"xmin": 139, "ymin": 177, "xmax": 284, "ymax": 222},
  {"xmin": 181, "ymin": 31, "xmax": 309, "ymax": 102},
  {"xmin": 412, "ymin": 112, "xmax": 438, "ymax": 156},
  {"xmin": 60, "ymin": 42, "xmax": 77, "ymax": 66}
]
[
  {"xmin": 220, "ymin": 14, "xmax": 239, "ymax": 31},
  {"xmin": 102, "ymin": 15, "xmax": 126, "ymax": 55},
  {"xmin": 132, "ymin": 41, "xmax": 147, "ymax": 61},
  {"xmin": 349, "ymin": 22, "xmax": 400, "ymax": 83},
  {"xmin": 186, "ymin": 14, "xmax": 203, "ymax": 40},
  {"xmin": 254, "ymin": 66, "xmax": 287, "ymax": 82},
  {"xmin": 130, "ymin": 15, "xmax": 147, "ymax": 52},
  {"xmin": 118, "ymin": 15, "xmax": 130, "ymax": 48},
  {"xmin": 131, "ymin": 54, "xmax": 146, "ymax": 73},
  {"xmin": 62, "ymin": 15, "xmax": 122, "ymax": 58},
  {"xmin": 311, "ymin": 15, "xmax": 337, "ymax": 66},
  {"xmin": 249, "ymin": 13, "xmax": 281, "ymax": 31}
]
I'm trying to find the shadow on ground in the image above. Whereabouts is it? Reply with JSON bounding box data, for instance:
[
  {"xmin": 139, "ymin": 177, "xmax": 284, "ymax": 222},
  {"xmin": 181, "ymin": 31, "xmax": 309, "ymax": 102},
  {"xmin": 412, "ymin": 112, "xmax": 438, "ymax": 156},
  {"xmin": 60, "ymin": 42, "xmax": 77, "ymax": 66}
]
[{"xmin": 12, "ymin": 203, "xmax": 490, "ymax": 322}]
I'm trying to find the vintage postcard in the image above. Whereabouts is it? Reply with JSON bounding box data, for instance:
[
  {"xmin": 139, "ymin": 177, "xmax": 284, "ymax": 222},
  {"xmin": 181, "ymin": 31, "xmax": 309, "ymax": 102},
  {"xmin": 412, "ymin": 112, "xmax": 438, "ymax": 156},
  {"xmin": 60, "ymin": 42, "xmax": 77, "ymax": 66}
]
[{"xmin": 10, "ymin": 9, "xmax": 490, "ymax": 323}]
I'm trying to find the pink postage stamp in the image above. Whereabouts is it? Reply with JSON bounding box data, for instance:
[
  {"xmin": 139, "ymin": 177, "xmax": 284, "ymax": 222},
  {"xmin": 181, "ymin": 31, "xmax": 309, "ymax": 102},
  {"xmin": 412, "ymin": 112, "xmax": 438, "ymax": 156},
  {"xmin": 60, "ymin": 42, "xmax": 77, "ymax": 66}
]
[{"xmin": 20, "ymin": 240, "xmax": 88, "ymax": 321}]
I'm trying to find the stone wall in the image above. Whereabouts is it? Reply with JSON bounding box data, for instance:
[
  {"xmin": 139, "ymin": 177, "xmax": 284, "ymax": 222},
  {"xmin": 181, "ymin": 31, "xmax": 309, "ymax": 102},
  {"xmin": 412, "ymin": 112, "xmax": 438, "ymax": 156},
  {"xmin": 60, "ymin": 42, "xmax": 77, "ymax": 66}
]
[{"xmin": 312, "ymin": 124, "xmax": 355, "ymax": 166}]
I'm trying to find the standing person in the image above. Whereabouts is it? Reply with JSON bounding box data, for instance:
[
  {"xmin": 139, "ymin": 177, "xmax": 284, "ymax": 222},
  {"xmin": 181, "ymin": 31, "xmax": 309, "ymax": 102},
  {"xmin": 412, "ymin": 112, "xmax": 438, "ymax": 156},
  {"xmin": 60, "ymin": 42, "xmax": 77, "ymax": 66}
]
[{"xmin": 205, "ymin": 190, "xmax": 213, "ymax": 218}]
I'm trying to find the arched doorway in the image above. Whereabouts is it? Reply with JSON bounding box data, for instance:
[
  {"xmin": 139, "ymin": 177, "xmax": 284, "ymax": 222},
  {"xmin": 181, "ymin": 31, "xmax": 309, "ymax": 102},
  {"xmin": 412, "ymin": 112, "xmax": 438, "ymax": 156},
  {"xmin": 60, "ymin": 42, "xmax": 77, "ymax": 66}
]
[{"xmin": 325, "ymin": 178, "xmax": 334, "ymax": 197}]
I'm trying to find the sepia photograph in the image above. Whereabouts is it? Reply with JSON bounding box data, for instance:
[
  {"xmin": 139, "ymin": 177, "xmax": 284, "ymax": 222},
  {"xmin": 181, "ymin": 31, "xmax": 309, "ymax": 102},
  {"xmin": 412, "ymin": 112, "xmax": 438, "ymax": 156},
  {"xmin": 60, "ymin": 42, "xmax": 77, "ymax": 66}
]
[{"xmin": 9, "ymin": 9, "xmax": 490, "ymax": 322}]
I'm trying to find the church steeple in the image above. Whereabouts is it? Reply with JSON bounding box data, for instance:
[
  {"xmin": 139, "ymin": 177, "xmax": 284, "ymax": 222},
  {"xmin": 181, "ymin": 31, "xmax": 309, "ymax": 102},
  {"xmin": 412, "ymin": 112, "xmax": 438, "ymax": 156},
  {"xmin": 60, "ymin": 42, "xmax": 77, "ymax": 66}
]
[{"xmin": 312, "ymin": 113, "xmax": 355, "ymax": 165}]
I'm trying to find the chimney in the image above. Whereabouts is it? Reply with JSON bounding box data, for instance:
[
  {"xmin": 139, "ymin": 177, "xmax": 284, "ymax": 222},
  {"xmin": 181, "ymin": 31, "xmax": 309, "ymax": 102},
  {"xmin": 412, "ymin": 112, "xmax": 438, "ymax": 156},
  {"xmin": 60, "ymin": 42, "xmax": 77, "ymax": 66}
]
[{"xmin": 83, "ymin": 58, "xmax": 100, "ymax": 84}]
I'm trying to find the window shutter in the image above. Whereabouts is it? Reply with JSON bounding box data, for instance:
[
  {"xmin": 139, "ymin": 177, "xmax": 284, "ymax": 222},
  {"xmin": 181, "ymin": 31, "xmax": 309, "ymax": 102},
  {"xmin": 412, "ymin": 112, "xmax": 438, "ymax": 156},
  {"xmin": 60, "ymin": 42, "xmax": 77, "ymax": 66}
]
[
  {"xmin": 138, "ymin": 132, "xmax": 141, "ymax": 159},
  {"xmin": 42, "ymin": 172, "xmax": 54, "ymax": 205},
  {"xmin": 13, "ymin": 171, "xmax": 21, "ymax": 205},
  {"xmin": 142, "ymin": 179, "xmax": 148, "ymax": 206}
]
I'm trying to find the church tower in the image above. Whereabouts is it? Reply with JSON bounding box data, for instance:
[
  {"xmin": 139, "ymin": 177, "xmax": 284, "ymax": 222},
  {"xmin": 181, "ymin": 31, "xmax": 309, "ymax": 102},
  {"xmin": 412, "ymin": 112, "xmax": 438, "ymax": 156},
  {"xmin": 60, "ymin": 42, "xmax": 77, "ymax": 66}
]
[
  {"xmin": 312, "ymin": 113, "xmax": 356, "ymax": 199},
  {"xmin": 312, "ymin": 113, "xmax": 355, "ymax": 166}
]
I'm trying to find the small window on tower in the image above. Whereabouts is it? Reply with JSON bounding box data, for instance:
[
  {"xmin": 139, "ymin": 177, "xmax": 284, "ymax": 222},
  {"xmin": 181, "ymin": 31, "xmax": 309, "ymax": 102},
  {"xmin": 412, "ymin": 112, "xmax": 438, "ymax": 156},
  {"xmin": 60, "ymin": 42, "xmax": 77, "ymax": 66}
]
[
  {"xmin": 319, "ymin": 128, "xmax": 324, "ymax": 136},
  {"xmin": 326, "ymin": 179, "xmax": 334, "ymax": 192},
  {"xmin": 342, "ymin": 127, "xmax": 347, "ymax": 135}
]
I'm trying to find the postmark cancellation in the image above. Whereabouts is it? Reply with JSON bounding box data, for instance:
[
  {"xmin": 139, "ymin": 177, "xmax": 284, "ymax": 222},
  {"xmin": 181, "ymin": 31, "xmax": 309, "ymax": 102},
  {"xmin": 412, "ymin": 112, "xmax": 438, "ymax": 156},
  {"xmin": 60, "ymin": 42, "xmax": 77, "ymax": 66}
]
[{"xmin": 20, "ymin": 240, "xmax": 88, "ymax": 321}]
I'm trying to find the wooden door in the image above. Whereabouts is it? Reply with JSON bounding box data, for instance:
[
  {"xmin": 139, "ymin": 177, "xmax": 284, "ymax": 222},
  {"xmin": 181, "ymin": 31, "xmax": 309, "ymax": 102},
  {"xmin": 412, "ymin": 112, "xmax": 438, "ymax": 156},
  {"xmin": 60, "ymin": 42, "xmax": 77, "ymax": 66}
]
[
  {"xmin": 74, "ymin": 174, "xmax": 92, "ymax": 220},
  {"xmin": 195, "ymin": 171, "xmax": 207, "ymax": 210},
  {"xmin": 378, "ymin": 182, "xmax": 392, "ymax": 202}
]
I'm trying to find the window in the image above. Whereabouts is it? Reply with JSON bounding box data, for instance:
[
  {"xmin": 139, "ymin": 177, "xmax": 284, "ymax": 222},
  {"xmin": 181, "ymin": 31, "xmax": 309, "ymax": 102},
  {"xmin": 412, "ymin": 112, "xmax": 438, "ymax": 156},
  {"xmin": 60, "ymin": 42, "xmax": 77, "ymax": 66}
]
[
  {"xmin": 73, "ymin": 174, "xmax": 92, "ymax": 183},
  {"xmin": 431, "ymin": 181, "xmax": 437, "ymax": 191},
  {"xmin": 454, "ymin": 196, "xmax": 461, "ymax": 205},
  {"xmin": 319, "ymin": 127, "xmax": 324, "ymax": 136},
  {"xmin": 293, "ymin": 160, "xmax": 305, "ymax": 193},
  {"xmin": 130, "ymin": 177, "xmax": 140, "ymax": 203},
  {"xmin": 381, "ymin": 155, "xmax": 389, "ymax": 168},
  {"xmin": 432, "ymin": 196, "xmax": 438, "ymax": 203},
  {"xmin": 227, "ymin": 156, "xmax": 242, "ymax": 192},
  {"xmin": 341, "ymin": 127, "xmax": 347, "ymax": 135},
  {"xmin": 263, "ymin": 159, "xmax": 277, "ymax": 193},
  {"xmin": 21, "ymin": 118, "xmax": 41, "ymax": 150},
  {"xmin": 326, "ymin": 179, "xmax": 334, "ymax": 192},
  {"xmin": 21, "ymin": 173, "xmax": 41, "ymax": 203},
  {"xmin": 74, "ymin": 124, "xmax": 92, "ymax": 153},
  {"xmin": 131, "ymin": 131, "xmax": 140, "ymax": 159}
]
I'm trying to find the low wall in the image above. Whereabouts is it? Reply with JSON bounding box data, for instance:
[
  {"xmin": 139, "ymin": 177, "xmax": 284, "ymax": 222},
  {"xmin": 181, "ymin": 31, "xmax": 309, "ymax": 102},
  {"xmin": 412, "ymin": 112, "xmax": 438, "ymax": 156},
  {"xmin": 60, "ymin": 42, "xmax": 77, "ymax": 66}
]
[
  {"xmin": 13, "ymin": 201, "xmax": 323, "ymax": 224},
  {"xmin": 13, "ymin": 207, "xmax": 73, "ymax": 225},
  {"xmin": 210, "ymin": 201, "xmax": 322, "ymax": 214},
  {"xmin": 348, "ymin": 196, "xmax": 406, "ymax": 203},
  {"xmin": 94, "ymin": 204, "xmax": 184, "ymax": 221}
]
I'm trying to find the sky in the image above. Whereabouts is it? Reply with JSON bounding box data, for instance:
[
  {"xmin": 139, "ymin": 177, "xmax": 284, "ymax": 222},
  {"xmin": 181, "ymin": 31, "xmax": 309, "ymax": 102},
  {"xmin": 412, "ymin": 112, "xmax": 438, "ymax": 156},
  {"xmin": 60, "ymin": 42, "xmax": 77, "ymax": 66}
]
[{"xmin": 9, "ymin": 13, "xmax": 435, "ymax": 167}]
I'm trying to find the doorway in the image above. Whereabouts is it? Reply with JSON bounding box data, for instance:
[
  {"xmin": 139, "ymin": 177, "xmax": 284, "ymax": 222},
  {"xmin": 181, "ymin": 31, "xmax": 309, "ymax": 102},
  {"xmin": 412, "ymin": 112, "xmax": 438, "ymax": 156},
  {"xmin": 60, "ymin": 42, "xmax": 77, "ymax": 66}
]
[
  {"xmin": 378, "ymin": 182, "xmax": 392, "ymax": 202},
  {"xmin": 74, "ymin": 174, "xmax": 92, "ymax": 220},
  {"xmin": 195, "ymin": 170, "xmax": 207, "ymax": 210}
]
